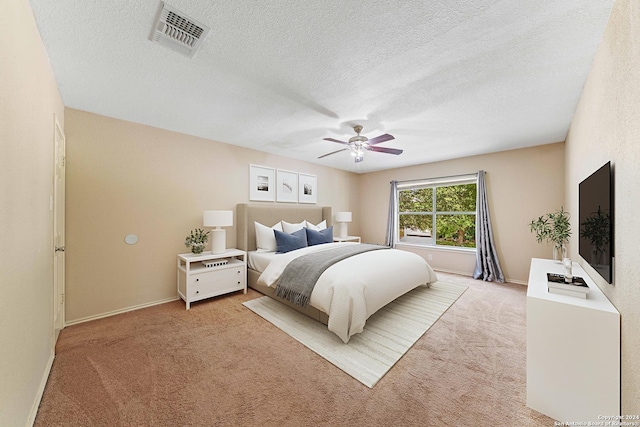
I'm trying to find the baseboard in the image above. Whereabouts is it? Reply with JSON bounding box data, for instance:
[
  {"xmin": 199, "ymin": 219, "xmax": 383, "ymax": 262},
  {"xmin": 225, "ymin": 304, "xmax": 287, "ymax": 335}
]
[
  {"xmin": 434, "ymin": 268, "xmax": 527, "ymax": 286},
  {"xmin": 27, "ymin": 351, "xmax": 55, "ymax": 426},
  {"xmin": 65, "ymin": 296, "xmax": 179, "ymax": 327}
]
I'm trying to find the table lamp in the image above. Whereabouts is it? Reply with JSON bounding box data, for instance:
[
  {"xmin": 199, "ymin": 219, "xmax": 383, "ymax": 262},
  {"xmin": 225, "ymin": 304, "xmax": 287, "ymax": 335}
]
[
  {"xmin": 203, "ymin": 210, "xmax": 233, "ymax": 254},
  {"xmin": 334, "ymin": 212, "xmax": 352, "ymax": 239}
]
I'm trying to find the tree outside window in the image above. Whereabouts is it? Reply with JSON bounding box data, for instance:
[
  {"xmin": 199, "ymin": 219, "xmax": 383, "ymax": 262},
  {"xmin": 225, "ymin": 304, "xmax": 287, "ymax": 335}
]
[{"xmin": 398, "ymin": 182, "xmax": 476, "ymax": 248}]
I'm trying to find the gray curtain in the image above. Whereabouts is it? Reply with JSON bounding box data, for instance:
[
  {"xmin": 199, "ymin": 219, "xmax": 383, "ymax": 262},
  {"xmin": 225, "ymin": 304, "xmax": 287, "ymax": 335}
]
[
  {"xmin": 385, "ymin": 180, "xmax": 398, "ymax": 247},
  {"xmin": 473, "ymin": 171, "xmax": 505, "ymax": 282}
]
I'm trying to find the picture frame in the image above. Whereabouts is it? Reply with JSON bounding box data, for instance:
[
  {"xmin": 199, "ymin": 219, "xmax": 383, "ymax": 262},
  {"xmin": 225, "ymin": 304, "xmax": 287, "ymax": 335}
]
[
  {"xmin": 249, "ymin": 164, "xmax": 275, "ymax": 202},
  {"xmin": 298, "ymin": 173, "xmax": 317, "ymax": 204},
  {"xmin": 276, "ymin": 169, "xmax": 298, "ymax": 203}
]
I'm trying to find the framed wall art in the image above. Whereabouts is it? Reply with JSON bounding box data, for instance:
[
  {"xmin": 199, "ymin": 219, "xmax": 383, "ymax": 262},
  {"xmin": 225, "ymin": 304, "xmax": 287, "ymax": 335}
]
[
  {"xmin": 276, "ymin": 169, "xmax": 298, "ymax": 203},
  {"xmin": 249, "ymin": 164, "xmax": 275, "ymax": 202},
  {"xmin": 298, "ymin": 173, "xmax": 317, "ymax": 204}
]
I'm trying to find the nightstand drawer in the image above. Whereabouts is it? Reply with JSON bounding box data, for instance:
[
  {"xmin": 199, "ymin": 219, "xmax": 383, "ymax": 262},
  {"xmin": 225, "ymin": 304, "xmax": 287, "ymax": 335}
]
[{"xmin": 189, "ymin": 266, "xmax": 245, "ymax": 301}]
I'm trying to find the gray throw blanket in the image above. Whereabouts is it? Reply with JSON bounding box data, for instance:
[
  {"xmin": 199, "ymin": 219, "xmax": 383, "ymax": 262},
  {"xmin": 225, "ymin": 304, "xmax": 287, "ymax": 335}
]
[{"xmin": 275, "ymin": 244, "xmax": 389, "ymax": 307}]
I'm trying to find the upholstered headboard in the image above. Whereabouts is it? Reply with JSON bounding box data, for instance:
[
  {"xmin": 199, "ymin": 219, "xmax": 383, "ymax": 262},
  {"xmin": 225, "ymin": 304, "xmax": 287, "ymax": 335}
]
[{"xmin": 236, "ymin": 203, "xmax": 332, "ymax": 252}]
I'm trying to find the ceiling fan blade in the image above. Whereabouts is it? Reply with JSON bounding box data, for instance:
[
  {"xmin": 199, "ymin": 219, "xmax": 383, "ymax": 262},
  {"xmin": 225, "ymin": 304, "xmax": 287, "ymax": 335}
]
[
  {"xmin": 366, "ymin": 133, "xmax": 395, "ymax": 146},
  {"xmin": 323, "ymin": 137, "xmax": 349, "ymax": 145},
  {"xmin": 318, "ymin": 148, "xmax": 348, "ymax": 159},
  {"xmin": 367, "ymin": 146, "xmax": 403, "ymax": 155}
]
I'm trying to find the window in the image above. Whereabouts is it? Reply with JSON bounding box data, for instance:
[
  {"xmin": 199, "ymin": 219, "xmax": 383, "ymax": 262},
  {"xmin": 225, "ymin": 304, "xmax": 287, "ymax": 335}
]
[{"xmin": 397, "ymin": 175, "xmax": 477, "ymax": 249}]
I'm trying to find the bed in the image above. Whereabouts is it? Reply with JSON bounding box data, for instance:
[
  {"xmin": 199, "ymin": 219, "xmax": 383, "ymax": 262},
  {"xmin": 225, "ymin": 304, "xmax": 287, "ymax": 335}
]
[{"xmin": 236, "ymin": 203, "xmax": 438, "ymax": 342}]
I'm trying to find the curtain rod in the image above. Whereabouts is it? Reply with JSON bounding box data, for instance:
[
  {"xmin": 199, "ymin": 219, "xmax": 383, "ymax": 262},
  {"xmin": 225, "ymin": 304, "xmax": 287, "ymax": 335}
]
[{"xmin": 392, "ymin": 171, "xmax": 480, "ymax": 185}]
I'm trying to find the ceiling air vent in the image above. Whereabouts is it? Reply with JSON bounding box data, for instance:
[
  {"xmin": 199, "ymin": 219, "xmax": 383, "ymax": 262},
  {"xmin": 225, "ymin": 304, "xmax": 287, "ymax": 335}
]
[{"xmin": 150, "ymin": 2, "xmax": 210, "ymax": 58}]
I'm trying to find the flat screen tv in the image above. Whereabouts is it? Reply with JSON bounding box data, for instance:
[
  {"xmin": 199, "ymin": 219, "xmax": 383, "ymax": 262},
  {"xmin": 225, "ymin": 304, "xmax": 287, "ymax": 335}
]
[{"xmin": 578, "ymin": 161, "xmax": 614, "ymax": 283}]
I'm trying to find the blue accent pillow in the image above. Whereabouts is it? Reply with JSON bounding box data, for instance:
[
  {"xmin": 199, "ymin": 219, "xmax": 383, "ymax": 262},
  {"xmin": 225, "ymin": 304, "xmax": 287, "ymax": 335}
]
[
  {"xmin": 305, "ymin": 226, "xmax": 333, "ymax": 246},
  {"xmin": 274, "ymin": 228, "xmax": 308, "ymax": 253}
]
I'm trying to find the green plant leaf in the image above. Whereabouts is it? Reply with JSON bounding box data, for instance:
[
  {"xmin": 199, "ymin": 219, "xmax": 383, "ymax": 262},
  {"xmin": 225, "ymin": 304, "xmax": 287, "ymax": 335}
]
[{"xmin": 529, "ymin": 207, "xmax": 571, "ymax": 245}]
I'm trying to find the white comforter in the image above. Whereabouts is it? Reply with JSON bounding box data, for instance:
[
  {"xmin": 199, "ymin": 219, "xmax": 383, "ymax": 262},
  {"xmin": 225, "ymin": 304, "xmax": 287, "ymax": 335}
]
[{"xmin": 257, "ymin": 242, "xmax": 438, "ymax": 343}]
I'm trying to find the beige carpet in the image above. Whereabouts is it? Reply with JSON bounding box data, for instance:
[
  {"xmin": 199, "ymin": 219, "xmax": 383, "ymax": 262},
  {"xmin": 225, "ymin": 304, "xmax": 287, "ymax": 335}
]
[
  {"xmin": 35, "ymin": 272, "xmax": 554, "ymax": 426},
  {"xmin": 243, "ymin": 282, "xmax": 467, "ymax": 388}
]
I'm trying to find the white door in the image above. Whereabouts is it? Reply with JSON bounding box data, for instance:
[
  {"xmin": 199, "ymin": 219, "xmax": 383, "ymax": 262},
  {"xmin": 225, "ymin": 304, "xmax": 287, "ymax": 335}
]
[{"xmin": 53, "ymin": 117, "xmax": 66, "ymax": 342}]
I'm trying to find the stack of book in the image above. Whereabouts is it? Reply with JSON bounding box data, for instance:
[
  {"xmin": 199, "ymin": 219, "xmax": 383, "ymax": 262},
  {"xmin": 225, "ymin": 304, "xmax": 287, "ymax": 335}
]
[
  {"xmin": 547, "ymin": 273, "xmax": 590, "ymax": 298},
  {"xmin": 202, "ymin": 259, "xmax": 228, "ymax": 268}
]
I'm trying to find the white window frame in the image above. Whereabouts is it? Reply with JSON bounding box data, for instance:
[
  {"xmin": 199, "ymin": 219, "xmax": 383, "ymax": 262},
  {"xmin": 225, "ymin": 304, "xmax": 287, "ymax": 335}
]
[{"xmin": 396, "ymin": 173, "xmax": 478, "ymax": 250}]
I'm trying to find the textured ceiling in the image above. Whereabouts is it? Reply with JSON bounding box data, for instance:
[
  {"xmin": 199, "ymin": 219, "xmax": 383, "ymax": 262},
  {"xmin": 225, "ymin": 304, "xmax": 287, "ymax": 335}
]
[{"xmin": 29, "ymin": 0, "xmax": 613, "ymax": 173}]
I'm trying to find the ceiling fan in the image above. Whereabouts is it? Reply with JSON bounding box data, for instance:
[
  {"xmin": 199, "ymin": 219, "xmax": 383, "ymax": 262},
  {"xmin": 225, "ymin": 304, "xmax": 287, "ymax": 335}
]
[{"xmin": 318, "ymin": 125, "xmax": 403, "ymax": 163}]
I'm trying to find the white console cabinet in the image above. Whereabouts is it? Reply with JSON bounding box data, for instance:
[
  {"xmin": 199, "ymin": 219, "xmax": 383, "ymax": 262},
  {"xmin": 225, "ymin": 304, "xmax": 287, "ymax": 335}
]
[
  {"xmin": 526, "ymin": 258, "xmax": 620, "ymax": 422},
  {"xmin": 177, "ymin": 249, "xmax": 247, "ymax": 309}
]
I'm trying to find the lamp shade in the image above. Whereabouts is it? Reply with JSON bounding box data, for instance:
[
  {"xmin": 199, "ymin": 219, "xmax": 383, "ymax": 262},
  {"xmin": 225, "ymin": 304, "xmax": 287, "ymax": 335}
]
[
  {"xmin": 335, "ymin": 212, "xmax": 352, "ymax": 223},
  {"xmin": 203, "ymin": 210, "xmax": 233, "ymax": 227}
]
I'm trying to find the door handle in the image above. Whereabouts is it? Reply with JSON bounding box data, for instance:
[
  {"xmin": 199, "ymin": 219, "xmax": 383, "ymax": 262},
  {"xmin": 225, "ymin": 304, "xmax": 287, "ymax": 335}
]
[{"xmin": 55, "ymin": 246, "xmax": 65, "ymax": 252}]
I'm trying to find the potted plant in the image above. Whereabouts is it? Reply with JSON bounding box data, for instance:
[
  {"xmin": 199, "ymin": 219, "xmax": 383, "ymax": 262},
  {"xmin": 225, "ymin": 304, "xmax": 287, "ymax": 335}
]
[
  {"xmin": 529, "ymin": 207, "xmax": 571, "ymax": 261},
  {"xmin": 184, "ymin": 228, "xmax": 210, "ymax": 254}
]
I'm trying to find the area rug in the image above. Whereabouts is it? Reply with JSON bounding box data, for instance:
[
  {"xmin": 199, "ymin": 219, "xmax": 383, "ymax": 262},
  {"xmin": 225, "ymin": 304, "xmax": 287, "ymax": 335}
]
[{"xmin": 243, "ymin": 281, "xmax": 467, "ymax": 387}]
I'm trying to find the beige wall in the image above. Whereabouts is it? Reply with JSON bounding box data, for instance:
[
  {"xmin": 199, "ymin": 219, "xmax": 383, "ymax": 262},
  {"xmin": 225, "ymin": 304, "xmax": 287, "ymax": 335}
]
[
  {"xmin": 0, "ymin": 1, "xmax": 65, "ymax": 425},
  {"xmin": 564, "ymin": 0, "xmax": 640, "ymax": 413},
  {"xmin": 64, "ymin": 109, "xmax": 360, "ymax": 323},
  {"xmin": 357, "ymin": 143, "xmax": 565, "ymax": 283}
]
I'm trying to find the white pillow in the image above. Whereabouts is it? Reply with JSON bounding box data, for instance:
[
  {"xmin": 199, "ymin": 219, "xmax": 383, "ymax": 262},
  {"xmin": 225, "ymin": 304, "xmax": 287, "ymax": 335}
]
[
  {"xmin": 254, "ymin": 221, "xmax": 283, "ymax": 252},
  {"xmin": 282, "ymin": 220, "xmax": 306, "ymax": 234},
  {"xmin": 305, "ymin": 219, "xmax": 327, "ymax": 231}
]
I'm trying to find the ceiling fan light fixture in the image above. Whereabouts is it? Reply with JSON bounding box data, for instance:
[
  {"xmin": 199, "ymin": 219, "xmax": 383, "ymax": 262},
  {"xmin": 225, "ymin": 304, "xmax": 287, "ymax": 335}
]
[
  {"xmin": 350, "ymin": 146, "xmax": 364, "ymax": 162},
  {"xmin": 318, "ymin": 125, "xmax": 400, "ymax": 163}
]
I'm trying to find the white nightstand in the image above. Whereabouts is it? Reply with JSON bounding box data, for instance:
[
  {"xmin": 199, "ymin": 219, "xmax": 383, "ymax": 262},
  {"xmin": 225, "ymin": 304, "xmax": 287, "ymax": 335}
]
[
  {"xmin": 333, "ymin": 236, "xmax": 361, "ymax": 243},
  {"xmin": 177, "ymin": 248, "xmax": 247, "ymax": 309}
]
